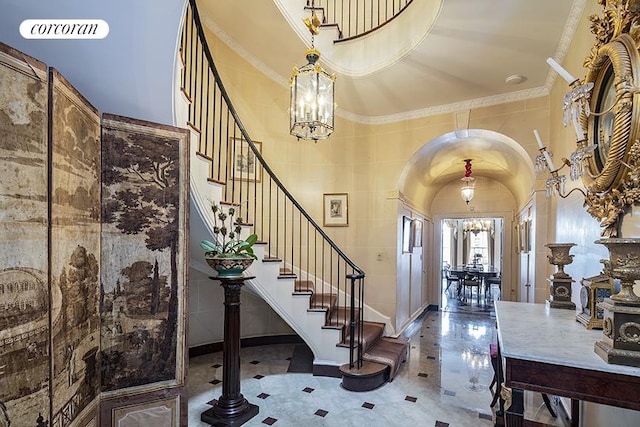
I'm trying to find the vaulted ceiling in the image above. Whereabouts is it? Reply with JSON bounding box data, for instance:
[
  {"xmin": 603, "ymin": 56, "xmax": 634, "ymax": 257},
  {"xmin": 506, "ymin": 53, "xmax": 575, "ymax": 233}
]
[{"xmin": 198, "ymin": 0, "xmax": 585, "ymax": 209}]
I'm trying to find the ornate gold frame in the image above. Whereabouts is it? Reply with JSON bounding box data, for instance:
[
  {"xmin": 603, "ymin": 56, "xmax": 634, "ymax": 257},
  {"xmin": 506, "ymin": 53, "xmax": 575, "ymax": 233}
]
[
  {"xmin": 584, "ymin": 34, "xmax": 640, "ymax": 193},
  {"xmin": 579, "ymin": 1, "xmax": 640, "ymax": 236}
]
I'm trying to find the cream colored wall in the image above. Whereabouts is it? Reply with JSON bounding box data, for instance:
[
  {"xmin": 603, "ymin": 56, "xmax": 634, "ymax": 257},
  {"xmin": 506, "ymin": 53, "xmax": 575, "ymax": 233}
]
[
  {"xmin": 205, "ymin": 25, "xmax": 551, "ymax": 328},
  {"xmin": 207, "ymin": 10, "xmax": 640, "ymax": 427}
]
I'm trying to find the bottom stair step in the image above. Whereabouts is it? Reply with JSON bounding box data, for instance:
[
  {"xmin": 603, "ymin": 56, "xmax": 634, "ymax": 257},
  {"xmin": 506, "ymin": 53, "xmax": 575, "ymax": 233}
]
[
  {"xmin": 339, "ymin": 360, "xmax": 389, "ymax": 392},
  {"xmin": 362, "ymin": 337, "xmax": 408, "ymax": 381}
]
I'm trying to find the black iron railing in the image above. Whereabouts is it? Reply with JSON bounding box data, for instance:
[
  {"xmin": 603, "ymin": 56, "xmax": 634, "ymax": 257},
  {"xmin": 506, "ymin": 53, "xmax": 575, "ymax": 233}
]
[
  {"xmin": 184, "ymin": 0, "xmax": 365, "ymax": 369},
  {"xmin": 307, "ymin": 0, "xmax": 413, "ymax": 42}
]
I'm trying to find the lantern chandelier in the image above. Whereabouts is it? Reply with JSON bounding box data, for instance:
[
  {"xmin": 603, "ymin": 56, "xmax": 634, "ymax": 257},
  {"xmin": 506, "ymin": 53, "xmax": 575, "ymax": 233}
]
[
  {"xmin": 460, "ymin": 159, "xmax": 475, "ymax": 205},
  {"xmin": 289, "ymin": 1, "xmax": 336, "ymax": 141}
]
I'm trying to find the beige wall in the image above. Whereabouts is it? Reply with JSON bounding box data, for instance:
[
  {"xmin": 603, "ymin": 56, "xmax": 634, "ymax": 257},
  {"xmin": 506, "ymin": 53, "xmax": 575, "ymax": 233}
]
[
  {"xmin": 205, "ymin": 24, "xmax": 550, "ymax": 323},
  {"xmin": 206, "ymin": 4, "xmax": 640, "ymax": 423}
]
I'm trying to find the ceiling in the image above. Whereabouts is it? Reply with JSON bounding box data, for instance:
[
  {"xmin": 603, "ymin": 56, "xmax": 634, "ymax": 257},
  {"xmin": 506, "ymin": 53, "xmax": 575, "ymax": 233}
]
[{"xmin": 197, "ymin": 0, "xmax": 585, "ymax": 208}]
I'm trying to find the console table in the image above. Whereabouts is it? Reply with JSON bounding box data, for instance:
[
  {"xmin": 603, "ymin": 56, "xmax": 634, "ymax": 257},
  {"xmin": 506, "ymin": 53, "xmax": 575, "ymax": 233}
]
[{"xmin": 494, "ymin": 301, "xmax": 640, "ymax": 427}]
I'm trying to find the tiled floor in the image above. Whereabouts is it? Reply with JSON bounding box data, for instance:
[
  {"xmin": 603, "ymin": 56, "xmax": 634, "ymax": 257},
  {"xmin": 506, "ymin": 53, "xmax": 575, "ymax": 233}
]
[{"xmin": 188, "ymin": 307, "xmax": 569, "ymax": 427}]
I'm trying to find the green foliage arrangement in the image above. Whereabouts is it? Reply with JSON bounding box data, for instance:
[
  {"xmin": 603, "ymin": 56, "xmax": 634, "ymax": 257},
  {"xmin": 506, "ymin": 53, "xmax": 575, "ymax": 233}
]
[{"xmin": 200, "ymin": 202, "xmax": 258, "ymax": 259}]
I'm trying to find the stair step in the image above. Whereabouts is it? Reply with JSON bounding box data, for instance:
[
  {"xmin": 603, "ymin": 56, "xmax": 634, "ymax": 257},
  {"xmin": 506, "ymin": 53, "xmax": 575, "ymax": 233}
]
[
  {"xmin": 294, "ymin": 280, "xmax": 314, "ymax": 294},
  {"xmin": 337, "ymin": 321, "xmax": 385, "ymax": 353},
  {"xmin": 277, "ymin": 266, "xmax": 297, "ymax": 279},
  {"xmin": 339, "ymin": 360, "xmax": 388, "ymax": 392},
  {"xmin": 309, "ymin": 293, "xmax": 336, "ymax": 310},
  {"xmin": 363, "ymin": 337, "xmax": 409, "ymax": 381},
  {"xmin": 206, "ymin": 177, "xmax": 225, "ymax": 186},
  {"xmin": 326, "ymin": 307, "xmax": 360, "ymax": 328}
]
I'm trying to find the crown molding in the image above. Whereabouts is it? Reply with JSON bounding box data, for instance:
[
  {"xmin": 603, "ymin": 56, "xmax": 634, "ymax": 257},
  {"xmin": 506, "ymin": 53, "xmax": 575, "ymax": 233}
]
[{"xmin": 201, "ymin": 2, "xmax": 581, "ymax": 126}]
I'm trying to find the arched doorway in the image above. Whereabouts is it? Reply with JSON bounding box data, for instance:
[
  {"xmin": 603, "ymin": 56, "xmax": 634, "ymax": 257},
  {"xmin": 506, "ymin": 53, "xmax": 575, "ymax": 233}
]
[{"xmin": 397, "ymin": 129, "xmax": 535, "ymax": 309}]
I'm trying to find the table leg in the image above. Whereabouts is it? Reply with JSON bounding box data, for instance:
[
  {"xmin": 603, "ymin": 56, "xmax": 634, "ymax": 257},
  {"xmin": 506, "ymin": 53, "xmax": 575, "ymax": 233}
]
[{"xmin": 505, "ymin": 388, "xmax": 525, "ymax": 427}]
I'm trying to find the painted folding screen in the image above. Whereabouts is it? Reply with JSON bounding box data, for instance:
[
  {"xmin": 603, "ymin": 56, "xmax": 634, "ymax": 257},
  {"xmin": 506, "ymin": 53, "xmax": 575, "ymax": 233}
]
[
  {"xmin": 0, "ymin": 43, "xmax": 50, "ymax": 427},
  {"xmin": 49, "ymin": 68, "xmax": 102, "ymax": 427},
  {"xmin": 100, "ymin": 114, "xmax": 188, "ymax": 407}
]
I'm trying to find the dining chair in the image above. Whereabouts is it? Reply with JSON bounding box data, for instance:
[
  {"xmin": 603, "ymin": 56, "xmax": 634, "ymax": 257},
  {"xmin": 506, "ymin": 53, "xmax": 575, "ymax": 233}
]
[
  {"xmin": 462, "ymin": 275, "xmax": 481, "ymax": 303},
  {"xmin": 443, "ymin": 267, "xmax": 460, "ymax": 295}
]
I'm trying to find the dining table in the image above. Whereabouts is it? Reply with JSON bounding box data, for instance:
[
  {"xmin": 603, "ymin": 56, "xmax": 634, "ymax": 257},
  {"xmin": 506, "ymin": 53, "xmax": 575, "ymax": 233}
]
[{"xmin": 449, "ymin": 265, "xmax": 499, "ymax": 300}]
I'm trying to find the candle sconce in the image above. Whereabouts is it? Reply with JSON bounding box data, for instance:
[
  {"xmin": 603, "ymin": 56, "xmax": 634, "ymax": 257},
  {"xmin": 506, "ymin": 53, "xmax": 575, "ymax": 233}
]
[{"xmin": 533, "ymin": 129, "xmax": 592, "ymax": 199}]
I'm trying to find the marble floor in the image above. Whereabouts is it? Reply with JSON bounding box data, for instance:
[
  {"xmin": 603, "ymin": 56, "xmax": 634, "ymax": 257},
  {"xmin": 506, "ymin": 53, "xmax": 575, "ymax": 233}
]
[{"xmin": 188, "ymin": 308, "xmax": 570, "ymax": 427}]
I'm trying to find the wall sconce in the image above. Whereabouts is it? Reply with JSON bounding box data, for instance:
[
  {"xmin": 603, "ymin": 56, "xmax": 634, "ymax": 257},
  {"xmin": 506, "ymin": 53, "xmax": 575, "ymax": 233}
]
[{"xmin": 460, "ymin": 159, "xmax": 475, "ymax": 204}]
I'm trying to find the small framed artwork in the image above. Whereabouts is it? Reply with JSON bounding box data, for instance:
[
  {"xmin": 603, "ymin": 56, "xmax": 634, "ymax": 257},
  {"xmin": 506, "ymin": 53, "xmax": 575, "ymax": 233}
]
[
  {"xmin": 411, "ymin": 219, "xmax": 423, "ymax": 248},
  {"xmin": 229, "ymin": 137, "xmax": 262, "ymax": 182},
  {"xmin": 323, "ymin": 193, "xmax": 348, "ymax": 226},
  {"xmin": 402, "ymin": 216, "xmax": 413, "ymax": 253}
]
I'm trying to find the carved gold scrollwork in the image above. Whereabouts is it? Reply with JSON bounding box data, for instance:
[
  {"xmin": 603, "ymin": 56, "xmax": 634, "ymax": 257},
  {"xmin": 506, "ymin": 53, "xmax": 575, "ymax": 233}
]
[
  {"xmin": 604, "ymin": 316, "xmax": 614, "ymax": 338},
  {"xmin": 581, "ymin": 1, "xmax": 640, "ymax": 236},
  {"xmin": 500, "ymin": 383, "xmax": 512, "ymax": 410},
  {"xmin": 618, "ymin": 321, "xmax": 640, "ymax": 344}
]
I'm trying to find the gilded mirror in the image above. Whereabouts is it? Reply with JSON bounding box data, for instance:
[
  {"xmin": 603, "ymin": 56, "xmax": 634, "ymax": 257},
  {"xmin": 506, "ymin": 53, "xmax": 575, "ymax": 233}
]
[
  {"xmin": 591, "ymin": 62, "xmax": 616, "ymax": 171},
  {"xmin": 583, "ymin": 34, "xmax": 640, "ymax": 194}
]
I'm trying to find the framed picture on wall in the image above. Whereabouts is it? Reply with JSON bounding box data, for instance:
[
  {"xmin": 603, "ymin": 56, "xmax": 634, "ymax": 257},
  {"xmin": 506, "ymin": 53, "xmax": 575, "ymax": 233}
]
[
  {"xmin": 402, "ymin": 216, "xmax": 413, "ymax": 253},
  {"xmin": 323, "ymin": 193, "xmax": 348, "ymax": 226},
  {"xmin": 411, "ymin": 219, "xmax": 423, "ymax": 248},
  {"xmin": 229, "ymin": 137, "xmax": 262, "ymax": 182}
]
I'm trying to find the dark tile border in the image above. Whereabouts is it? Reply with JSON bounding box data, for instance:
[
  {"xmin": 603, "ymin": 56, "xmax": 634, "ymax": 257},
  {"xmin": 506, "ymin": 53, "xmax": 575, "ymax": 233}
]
[{"xmin": 189, "ymin": 334, "xmax": 304, "ymax": 358}]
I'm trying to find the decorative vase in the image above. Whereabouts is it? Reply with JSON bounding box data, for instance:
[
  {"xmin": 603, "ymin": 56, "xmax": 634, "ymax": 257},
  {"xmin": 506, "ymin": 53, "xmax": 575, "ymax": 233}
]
[
  {"xmin": 545, "ymin": 243, "xmax": 576, "ymax": 278},
  {"xmin": 595, "ymin": 238, "xmax": 640, "ymax": 304},
  {"xmin": 594, "ymin": 238, "xmax": 640, "ymax": 367},
  {"xmin": 206, "ymin": 256, "xmax": 254, "ymax": 278},
  {"xmin": 545, "ymin": 243, "xmax": 576, "ymax": 310}
]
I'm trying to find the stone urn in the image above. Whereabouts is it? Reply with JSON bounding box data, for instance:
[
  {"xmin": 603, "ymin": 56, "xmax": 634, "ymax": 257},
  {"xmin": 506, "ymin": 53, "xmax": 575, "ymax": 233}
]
[
  {"xmin": 545, "ymin": 243, "xmax": 576, "ymax": 309},
  {"xmin": 594, "ymin": 238, "xmax": 640, "ymax": 367},
  {"xmin": 595, "ymin": 238, "xmax": 640, "ymax": 304},
  {"xmin": 545, "ymin": 243, "xmax": 576, "ymax": 278}
]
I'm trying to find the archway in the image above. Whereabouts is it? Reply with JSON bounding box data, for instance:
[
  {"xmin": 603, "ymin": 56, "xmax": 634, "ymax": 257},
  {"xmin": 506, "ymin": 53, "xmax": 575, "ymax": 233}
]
[{"xmin": 397, "ymin": 129, "xmax": 536, "ymax": 308}]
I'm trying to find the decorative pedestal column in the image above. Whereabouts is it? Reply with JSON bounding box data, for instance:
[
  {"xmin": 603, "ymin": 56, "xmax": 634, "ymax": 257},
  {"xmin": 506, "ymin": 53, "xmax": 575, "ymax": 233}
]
[
  {"xmin": 545, "ymin": 243, "xmax": 576, "ymax": 310},
  {"xmin": 201, "ymin": 275, "xmax": 259, "ymax": 426},
  {"xmin": 594, "ymin": 238, "xmax": 640, "ymax": 368}
]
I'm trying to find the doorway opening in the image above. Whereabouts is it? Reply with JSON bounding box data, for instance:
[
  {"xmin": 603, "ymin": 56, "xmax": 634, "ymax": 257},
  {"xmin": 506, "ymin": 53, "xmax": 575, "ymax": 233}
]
[{"xmin": 441, "ymin": 218, "xmax": 503, "ymax": 314}]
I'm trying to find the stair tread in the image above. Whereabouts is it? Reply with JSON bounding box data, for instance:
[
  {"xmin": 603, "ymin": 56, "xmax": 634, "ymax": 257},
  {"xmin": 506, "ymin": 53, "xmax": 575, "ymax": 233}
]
[
  {"xmin": 310, "ymin": 293, "xmax": 336, "ymax": 309},
  {"xmin": 362, "ymin": 337, "xmax": 409, "ymax": 381},
  {"xmin": 294, "ymin": 280, "xmax": 314, "ymax": 293},
  {"xmin": 327, "ymin": 307, "xmax": 360, "ymax": 326},
  {"xmin": 338, "ymin": 322, "xmax": 385, "ymax": 352}
]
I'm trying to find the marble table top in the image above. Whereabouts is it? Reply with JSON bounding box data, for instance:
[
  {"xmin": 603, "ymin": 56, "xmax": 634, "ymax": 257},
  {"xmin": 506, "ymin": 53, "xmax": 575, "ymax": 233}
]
[{"xmin": 494, "ymin": 300, "xmax": 640, "ymax": 377}]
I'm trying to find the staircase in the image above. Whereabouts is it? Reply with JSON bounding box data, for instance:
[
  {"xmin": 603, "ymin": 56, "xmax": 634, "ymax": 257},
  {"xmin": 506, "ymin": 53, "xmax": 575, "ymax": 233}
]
[{"xmin": 180, "ymin": 0, "xmax": 408, "ymax": 391}]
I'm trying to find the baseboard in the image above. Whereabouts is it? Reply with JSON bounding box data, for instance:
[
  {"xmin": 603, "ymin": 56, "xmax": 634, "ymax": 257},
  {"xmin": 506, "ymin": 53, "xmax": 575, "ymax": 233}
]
[
  {"xmin": 427, "ymin": 304, "xmax": 439, "ymax": 311},
  {"xmin": 188, "ymin": 334, "xmax": 304, "ymax": 358}
]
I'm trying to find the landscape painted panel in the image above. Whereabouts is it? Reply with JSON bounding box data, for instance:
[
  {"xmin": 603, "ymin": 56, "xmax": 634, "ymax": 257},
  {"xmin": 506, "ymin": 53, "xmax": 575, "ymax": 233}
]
[
  {"xmin": 49, "ymin": 69, "xmax": 102, "ymax": 427},
  {"xmin": 100, "ymin": 114, "xmax": 188, "ymax": 393},
  {"xmin": 0, "ymin": 43, "xmax": 50, "ymax": 427}
]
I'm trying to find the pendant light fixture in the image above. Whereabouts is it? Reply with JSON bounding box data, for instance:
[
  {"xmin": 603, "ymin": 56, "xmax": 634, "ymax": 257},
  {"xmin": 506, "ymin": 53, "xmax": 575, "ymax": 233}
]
[
  {"xmin": 289, "ymin": 1, "xmax": 336, "ymax": 141},
  {"xmin": 460, "ymin": 159, "xmax": 475, "ymax": 204}
]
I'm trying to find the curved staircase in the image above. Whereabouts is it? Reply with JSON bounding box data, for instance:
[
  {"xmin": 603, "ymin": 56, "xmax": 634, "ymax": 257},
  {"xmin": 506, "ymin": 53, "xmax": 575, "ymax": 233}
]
[{"xmin": 180, "ymin": 0, "xmax": 408, "ymax": 391}]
